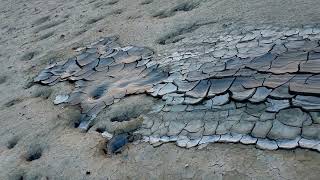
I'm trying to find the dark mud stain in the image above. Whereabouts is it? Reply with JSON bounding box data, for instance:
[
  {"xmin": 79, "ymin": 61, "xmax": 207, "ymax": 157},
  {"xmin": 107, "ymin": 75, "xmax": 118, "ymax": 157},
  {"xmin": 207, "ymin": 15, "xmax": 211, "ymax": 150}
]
[
  {"xmin": 0, "ymin": 75, "xmax": 7, "ymax": 85},
  {"xmin": 153, "ymin": 1, "xmax": 200, "ymax": 19},
  {"xmin": 86, "ymin": 16, "xmax": 104, "ymax": 25},
  {"xmin": 74, "ymin": 28, "xmax": 88, "ymax": 37},
  {"xmin": 107, "ymin": 0, "xmax": 119, "ymax": 5},
  {"xmin": 37, "ymin": 31, "xmax": 55, "ymax": 41},
  {"xmin": 33, "ymin": 19, "xmax": 66, "ymax": 33},
  {"xmin": 3, "ymin": 98, "xmax": 23, "ymax": 108},
  {"xmin": 23, "ymin": 77, "xmax": 35, "ymax": 89},
  {"xmin": 87, "ymin": 0, "xmax": 96, "ymax": 4},
  {"xmin": 20, "ymin": 51, "xmax": 37, "ymax": 61},
  {"xmin": 152, "ymin": 10, "xmax": 168, "ymax": 19},
  {"xmin": 105, "ymin": 133, "xmax": 129, "ymax": 154},
  {"xmin": 57, "ymin": 108, "xmax": 82, "ymax": 128},
  {"xmin": 110, "ymin": 114, "xmax": 132, "ymax": 122},
  {"xmin": 157, "ymin": 21, "xmax": 216, "ymax": 45},
  {"xmin": 32, "ymin": 15, "xmax": 50, "ymax": 26},
  {"xmin": 95, "ymin": 127, "xmax": 106, "ymax": 133},
  {"xmin": 59, "ymin": 34, "xmax": 66, "ymax": 40},
  {"xmin": 93, "ymin": 2, "xmax": 104, "ymax": 9},
  {"xmin": 31, "ymin": 87, "xmax": 53, "ymax": 99},
  {"xmin": 110, "ymin": 105, "xmax": 143, "ymax": 122},
  {"xmin": 5, "ymin": 27, "xmax": 16, "ymax": 34},
  {"xmin": 25, "ymin": 145, "xmax": 43, "ymax": 162},
  {"xmin": 141, "ymin": 0, "xmax": 153, "ymax": 5},
  {"xmin": 8, "ymin": 170, "xmax": 25, "ymax": 180},
  {"xmin": 93, "ymin": 0, "xmax": 119, "ymax": 9},
  {"xmin": 63, "ymin": 14, "xmax": 70, "ymax": 19},
  {"xmin": 127, "ymin": 14, "xmax": 142, "ymax": 20},
  {"xmin": 105, "ymin": 133, "xmax": 141, "ymax": 154},
  {"xmin": 110, "ymin": 9, "xmax": 123, "ymax": 15},
  {"xmin": 172, "ymin": 1, "xmax": 200, "ymax": 12},
  {"xmin": 7, "ymin": 137, "xmax": 19, "ymax": 149},
  {"xmin": 90, "ymin": 85, "xmax": 108, "ymax": 100},
  {"xmin": 74, "ymin": 121, "xmax": 81, "ymax": 128}
]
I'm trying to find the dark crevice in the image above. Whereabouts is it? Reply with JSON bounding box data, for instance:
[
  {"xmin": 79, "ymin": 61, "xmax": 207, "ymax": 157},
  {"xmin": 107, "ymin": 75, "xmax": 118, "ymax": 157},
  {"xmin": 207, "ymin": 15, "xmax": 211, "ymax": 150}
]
[
  {"xmin": 96, "ymin": 127, "xmax": 106, "ymax": 133},
  {"xmin": 25, "ymin": 147, "xmax": 43, "ymax": 162}
]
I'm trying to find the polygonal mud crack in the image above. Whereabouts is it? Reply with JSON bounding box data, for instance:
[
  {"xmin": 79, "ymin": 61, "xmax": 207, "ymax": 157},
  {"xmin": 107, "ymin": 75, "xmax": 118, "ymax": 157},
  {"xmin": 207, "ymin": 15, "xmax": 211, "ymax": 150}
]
[{"xmin": 35, "ymin": 25, "xmax": 320, "ymax": 152}]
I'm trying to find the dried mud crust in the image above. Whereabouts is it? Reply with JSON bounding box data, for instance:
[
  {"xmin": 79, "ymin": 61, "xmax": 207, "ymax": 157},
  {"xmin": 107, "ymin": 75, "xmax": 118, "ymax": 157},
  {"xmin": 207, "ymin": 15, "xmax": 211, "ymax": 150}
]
[{"xmin": 35, "ymin": 25, "xmax": 320, "ymax": 152}]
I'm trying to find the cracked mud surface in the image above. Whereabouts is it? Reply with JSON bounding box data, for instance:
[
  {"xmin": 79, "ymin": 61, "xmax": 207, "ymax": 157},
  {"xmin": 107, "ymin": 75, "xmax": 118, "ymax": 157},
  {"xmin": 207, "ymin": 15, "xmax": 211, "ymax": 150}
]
[
  {"xmin": 36, "ymin": 25, "xmax": 320, "ymax": 151},
  {"xmin": 1, "ymin": 0, "xmax": 320, "ymax": 179}
]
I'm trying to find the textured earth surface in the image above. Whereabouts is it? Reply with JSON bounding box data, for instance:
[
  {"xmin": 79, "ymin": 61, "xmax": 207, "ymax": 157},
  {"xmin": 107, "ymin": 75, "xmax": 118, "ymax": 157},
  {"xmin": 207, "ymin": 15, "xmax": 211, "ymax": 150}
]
[
  {"xmin": 1, "ymin": 0, "xmax": 320, "ymax": 179},
  {"xmin": 36, "ymin": 27, "xmax": 320, "ymax": 151}
]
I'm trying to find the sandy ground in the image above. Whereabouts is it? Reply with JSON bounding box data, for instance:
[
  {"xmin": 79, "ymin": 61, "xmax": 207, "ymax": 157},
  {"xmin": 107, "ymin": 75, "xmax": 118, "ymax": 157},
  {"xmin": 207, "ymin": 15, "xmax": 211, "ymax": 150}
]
[{"xmin": 1, "ymin": 0, "xmax": 320, "ymax": 179}]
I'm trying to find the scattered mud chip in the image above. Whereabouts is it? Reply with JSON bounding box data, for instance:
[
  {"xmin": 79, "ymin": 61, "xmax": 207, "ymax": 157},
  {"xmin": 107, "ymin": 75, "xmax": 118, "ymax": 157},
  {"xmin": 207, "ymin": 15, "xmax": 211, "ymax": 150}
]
[
  {"xmin": 106, "ymin": 133, "xmax": 129, "ymax": 154},
  {"xmin": 20, "ymin": 52, "xmax": 37, "ymax": 61},
  {"xmin": 3, "ymin": 98, "xmax": 23, "ymax": 108},
  {"xmin": 25, "ymin": 146, "xmax": 43, "ymax": 161}
]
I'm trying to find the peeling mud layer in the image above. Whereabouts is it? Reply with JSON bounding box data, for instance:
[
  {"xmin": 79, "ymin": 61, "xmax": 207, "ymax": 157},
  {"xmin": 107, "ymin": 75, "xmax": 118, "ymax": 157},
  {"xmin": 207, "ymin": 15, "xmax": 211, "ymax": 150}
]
[
  {"xmin": 35, "ymin": 25, "xmax": 320, "ymax": 151},
  {"xmin": 2, "ymin": 0, "xmax": 320, "ymax": 179}
]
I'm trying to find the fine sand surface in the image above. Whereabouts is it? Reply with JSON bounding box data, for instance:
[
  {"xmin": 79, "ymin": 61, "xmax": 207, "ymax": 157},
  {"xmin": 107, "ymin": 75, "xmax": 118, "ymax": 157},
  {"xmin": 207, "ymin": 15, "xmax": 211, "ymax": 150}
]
[{"xmin": 1, "ymin": 0, "xmax": 320, "ymax": 179}]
